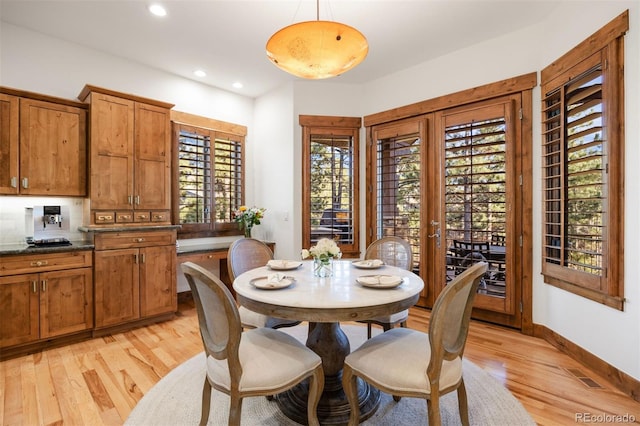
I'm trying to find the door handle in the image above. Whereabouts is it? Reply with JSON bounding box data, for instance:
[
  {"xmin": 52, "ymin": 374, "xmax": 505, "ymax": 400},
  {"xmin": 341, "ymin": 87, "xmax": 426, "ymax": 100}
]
[{"xmin": 428, "ymin": 220, "xmax": 441, "ymax": 248}]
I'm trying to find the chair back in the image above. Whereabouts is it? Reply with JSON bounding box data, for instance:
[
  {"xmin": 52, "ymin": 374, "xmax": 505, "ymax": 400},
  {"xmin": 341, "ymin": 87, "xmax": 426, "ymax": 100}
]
[
  {"xmin": 427, "ymin": 262, "xmax": 487, "ymax": 378},
  {"xmin": 365, "ymin": 236, "xmax": 413, "ymax": 271},
  {"xmin": 181, "ymin": 262, "xmax": 242, "ymax": 368},
  {"xmin": 227, "ymin": 238, "xmax": 274, "ymax": 281}
]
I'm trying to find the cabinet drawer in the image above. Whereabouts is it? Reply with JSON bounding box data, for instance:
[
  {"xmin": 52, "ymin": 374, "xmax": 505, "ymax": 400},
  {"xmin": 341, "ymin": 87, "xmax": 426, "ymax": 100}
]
[
  {"xmin": 150, "ymin": 210, "xmax": 170, "ymax": 223},
  {"xmin": 94, "ymin": 211, "xmax": 115, "ymax": 224},
  {"xmin": 0, "ymin": 250, "xmax": 92, "ymax": 276},
  {"xmin": 134, "ymin": 212, "xmax": 151, "ymax": 222},
  {"xmin": 116, "ymin": 211, "xmax": 135, "ymax": 223},
  {"xmin": 94, "ymin": 230, "xmax": 177, "ymax": 250}
]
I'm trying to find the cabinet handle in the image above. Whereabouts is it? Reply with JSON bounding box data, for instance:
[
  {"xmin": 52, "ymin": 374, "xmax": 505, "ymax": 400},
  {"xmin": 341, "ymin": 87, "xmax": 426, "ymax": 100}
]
[
  {"xmin": 21, "ymin": 177, "xmax": 29, "ymax": 188},
  {"xmin": 30, "ymin": 260, "xmax": 49, "ymax": 267},
  {"xmin": 11, "ymin": 177, "xmax": 17, "ymax": 188},
  {"xmin": 134, "ymin": 253, "xmax": 139, "ymax": 264},
  {"xmin": 135, "ymin": 195, "xmax": 140, "ymax": 205},
  {"xmin": 97, "ymin": 215, "xmax": 113, "ymax": 221},
  {"xmin": 32, "ymin": 280, "xmax": 37, "ymax": 293},
  {"xmin": 141, "ymin": 254, "xmax": 145, "ymax": 263},
  {"xmin": 135, "ymin": 238, "xmax": 145, "ymax": 243},
  {"xmin": 128, "ymin": 195, "xmax": 133, "ymax": 205},
  {"xmin": 41, "ymin": 280, "xmax": 47, "ymax": 292},
  {"xmin": 153, "ymin": 214, "xmax": 163, "ymax": 220}
]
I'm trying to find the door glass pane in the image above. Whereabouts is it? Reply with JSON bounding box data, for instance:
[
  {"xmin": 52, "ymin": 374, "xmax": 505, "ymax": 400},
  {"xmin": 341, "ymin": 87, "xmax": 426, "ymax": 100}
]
[
  {"xmin": 444, "ymin": 117, "xmax": 507, "ymax": 297},
  {"xmin": 309, "ymin": 135, "xmax": 354, "ymax": 244},
  {"xmin": 375, "ymin": 133, "xmax": 421, "ymax": 272}
]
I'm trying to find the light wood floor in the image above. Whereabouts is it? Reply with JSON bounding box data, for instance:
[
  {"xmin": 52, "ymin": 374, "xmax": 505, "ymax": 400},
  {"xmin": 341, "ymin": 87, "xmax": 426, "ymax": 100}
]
[{"xmin": 1, "ymin": 300, "xmax": 639, "ymax": 425}]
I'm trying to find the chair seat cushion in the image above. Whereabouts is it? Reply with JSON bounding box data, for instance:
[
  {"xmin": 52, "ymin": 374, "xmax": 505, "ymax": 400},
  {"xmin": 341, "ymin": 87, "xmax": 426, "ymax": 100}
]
[
  {"xmin": 345, "ymin": 328, "xmax": 462, "ymax": 394},
  {"xmin": 238, "ymin": 306, "xmax": 268, "ymax": 329},
  {"xmin": 369, "ymin": 309, "xmax": 408, "ymax": 324},
  {"xmin": 207, "ymin": 328, "xmax": 321, "ymax": 393}
]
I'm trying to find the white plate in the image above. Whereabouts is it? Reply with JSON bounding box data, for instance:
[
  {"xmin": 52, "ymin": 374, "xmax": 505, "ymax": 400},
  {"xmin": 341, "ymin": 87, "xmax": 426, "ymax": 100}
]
[
  {"xmin": 356, "ymin": 274, "xmax": 404, "ymax": 289},
  {"xmin": 250, "ymin": 275, "xmax": 295, "ymax": 290},
  {"xmin": 352, "ymin": 259, "xmax": 384, "ymax": 269},
  {"xmin": 267, "ymin": 260, "xmax": 303, "ymax": 270}
]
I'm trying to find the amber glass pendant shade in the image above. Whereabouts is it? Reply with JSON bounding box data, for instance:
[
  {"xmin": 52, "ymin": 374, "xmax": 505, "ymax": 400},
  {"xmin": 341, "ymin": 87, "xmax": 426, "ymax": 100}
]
[{"xmin": 266, "ymin": 20, "xmax": 368, "ymax": 79}]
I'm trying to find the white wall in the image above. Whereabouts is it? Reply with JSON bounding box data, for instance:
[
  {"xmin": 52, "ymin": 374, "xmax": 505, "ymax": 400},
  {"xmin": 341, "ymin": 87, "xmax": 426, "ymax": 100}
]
[{"xmin": 2, "ymin": 2, "xmax": 638, "ymax": 382}]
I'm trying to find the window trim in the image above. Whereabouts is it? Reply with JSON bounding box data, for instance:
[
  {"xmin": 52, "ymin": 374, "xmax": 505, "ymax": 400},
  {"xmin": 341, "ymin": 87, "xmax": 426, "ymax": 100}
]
[
  {"xmin": 540, "ymin": 10, "xmax": 627, "ymax": 310},
  {"xmin": 171, "ymin": 110, "xmax": 247, "ymax": 239},
  {"xmin": 300, "ymin": 115, "xmax": 361, "ymax": 258}
]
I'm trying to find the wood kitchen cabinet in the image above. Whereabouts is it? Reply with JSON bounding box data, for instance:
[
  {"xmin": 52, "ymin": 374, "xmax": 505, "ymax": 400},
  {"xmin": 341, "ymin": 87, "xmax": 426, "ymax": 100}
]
[
  {"xmin": 0, "ymin": 250, "xmax": 93, "ymax": 348},
  {"xmin": 78, "ymin": 85, "xmax": 173, "ymax": 226},
  {"xmin": 0, "ymin": 88, "xmax": 87, "ymax": 196},
  {"xmin": 93, "ymin": 229, "xmax": 177, "ymax": 329}
]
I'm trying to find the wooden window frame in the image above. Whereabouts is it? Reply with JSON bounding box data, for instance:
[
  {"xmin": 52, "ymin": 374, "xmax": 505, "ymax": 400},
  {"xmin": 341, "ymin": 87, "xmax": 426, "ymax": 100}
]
[
  {"xmin": 540, "ymin": 10, "xmax": 627, "ymax": 310},
  {"xmin": 171, "ymin": 111, "xmax": 247, "ymax": 239},
  {"xmin": 300, "ymin": 115, "xmax": 361, "ymax": 258}
]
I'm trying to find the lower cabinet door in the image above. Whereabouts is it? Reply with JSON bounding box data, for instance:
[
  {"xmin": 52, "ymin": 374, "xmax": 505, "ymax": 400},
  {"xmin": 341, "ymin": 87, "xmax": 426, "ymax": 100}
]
[
  {"xmin": 40, "ymin": 268, "xmax": 93, "ymax": 338},
  {"xmin": 94, "ymin": 248, "xmax": 140, "ymax": 328},
  {"xmin": 0, "ymin": 274, "xmax": 39, "ymax": 347},
  {"xmin": 140, "ymin": 245, "xmax": 176, "ymax": 317}
]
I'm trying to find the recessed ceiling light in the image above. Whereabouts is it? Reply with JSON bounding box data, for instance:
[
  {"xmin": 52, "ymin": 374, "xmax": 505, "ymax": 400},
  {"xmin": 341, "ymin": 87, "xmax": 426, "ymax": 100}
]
[
  {"xmin": 232, "ymin": 82, "xmax": 243, "ymax": 89},
  {"xmin": 148, "ymin": 4, "xmax": 167, "ymax": 17},
  {"xmin": 194, "ymin": 70, "xmax": 206, "ymax": 78}
]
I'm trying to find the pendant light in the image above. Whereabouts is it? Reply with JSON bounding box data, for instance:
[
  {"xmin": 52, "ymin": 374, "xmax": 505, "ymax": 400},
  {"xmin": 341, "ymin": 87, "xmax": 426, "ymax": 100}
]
[{"xmin": 266, "ymin": 0, "xmax": 368, "ymax": 79}]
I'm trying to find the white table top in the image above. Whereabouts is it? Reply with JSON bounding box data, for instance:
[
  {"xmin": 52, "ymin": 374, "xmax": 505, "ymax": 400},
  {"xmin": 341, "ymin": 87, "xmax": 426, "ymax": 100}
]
[{"xmin": 233, "ymin": 259, "xmax": 424, "ymax": 322}]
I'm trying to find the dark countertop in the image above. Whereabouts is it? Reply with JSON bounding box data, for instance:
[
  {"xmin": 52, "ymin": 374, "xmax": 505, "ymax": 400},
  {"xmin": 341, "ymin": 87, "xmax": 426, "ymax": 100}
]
[{"xmin": 0, "ymin": 241, "xmax": 95, "ymax": 256}]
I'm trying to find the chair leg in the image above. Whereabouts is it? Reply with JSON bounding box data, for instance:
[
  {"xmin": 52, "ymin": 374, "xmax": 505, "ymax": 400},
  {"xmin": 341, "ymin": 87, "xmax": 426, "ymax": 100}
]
[
  {"xmin": 457, "ymin": 379, "xmax": 470, "ymax": 426},
  {"xmin": 427, "ymin": 392, "xmax": 442, "ymax": 426},
  {"xmin": 341, "ymin": 364, "xmax": 360, "ymax": 425},
  {"xmin": 228, "ymin": 394, "xmax": 243, "ymax": 426},
  {"xmin": 200, "ymin": 377, "xmax": 212, "ymax": 426},
  {"xmin": 367, "ymin": 322, "xmax": 373, "ymax": 339},
  {"xmin": 400, "ymin": 320, "xmax": 407, "ymax": 328},
  {"xmin": 307, "ymin": 365, "xmax": 325, "ymax": 426}
]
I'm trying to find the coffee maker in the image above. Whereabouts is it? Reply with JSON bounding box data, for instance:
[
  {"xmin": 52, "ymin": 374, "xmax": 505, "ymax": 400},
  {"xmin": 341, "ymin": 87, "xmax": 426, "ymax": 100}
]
[{"xmin": 25, "ymin": 205, "xmax": 71, "ymax": 246}]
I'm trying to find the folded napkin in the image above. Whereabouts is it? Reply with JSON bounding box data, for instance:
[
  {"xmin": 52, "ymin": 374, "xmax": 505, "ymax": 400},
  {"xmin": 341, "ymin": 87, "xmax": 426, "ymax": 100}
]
[
  {"xmin": 267, "ymin": 273, "xmax": 284, "ymax": 283},
  {"xmin": 267, "ymin": 259, "xmax": 299, "ymax": 269},
  {"xmin": 361, "ymin": 259, "xmax": 384, "ymax": 267},
  {"xmin": 357, "ymin": 275, "xmax": 403, "ymax": 287}
]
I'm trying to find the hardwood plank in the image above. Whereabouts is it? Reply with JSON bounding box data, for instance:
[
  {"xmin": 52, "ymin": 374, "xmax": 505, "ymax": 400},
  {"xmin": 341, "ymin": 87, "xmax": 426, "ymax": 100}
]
[{"xmin": 33, "ymin": 352, "xmax": 63, "ymax": 426}]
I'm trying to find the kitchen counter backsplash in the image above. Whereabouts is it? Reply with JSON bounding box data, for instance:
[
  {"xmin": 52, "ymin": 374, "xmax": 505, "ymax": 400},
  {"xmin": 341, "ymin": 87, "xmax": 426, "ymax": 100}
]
[{"xmin": 0, "ymin": 196, "xmax": 86, "ymax": 245}]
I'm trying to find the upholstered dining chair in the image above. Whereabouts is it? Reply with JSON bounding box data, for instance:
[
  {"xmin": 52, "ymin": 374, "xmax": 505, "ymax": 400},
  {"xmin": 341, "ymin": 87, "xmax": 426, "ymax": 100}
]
[
  {"xmin": 343, "ymin": 261, "xmax": 488, "ymax": 426},
  {"xmin": 181, "ymin": 262, "xmax": 324, "ymax": 426},
  {"xmin": 227, "ymin": 238, "xmax": 300, "ymax": 330},
  {"xmin": 359, "ymin": 236, "xmax": 413, "ymax": 338}
]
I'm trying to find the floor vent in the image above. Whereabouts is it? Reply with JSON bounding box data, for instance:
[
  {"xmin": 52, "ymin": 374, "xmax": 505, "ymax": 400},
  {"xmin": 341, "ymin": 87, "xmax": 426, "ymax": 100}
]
[{"xmin": 566, "ymin": 367, "xmax": 605, "ymax": 389}]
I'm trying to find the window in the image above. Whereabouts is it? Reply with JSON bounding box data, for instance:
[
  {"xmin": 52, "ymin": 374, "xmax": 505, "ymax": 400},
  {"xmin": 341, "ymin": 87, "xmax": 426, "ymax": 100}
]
[
  {"xmin": 300, "ymin": 115, "xmax": 360, "ymax": 258},
  {"xmin": 541, "ymin": 11, "xmax": 627, "ymax": 309},
  {"xmin": 172, "ymin": 113, "xmax": 246, "ymax": 238}
]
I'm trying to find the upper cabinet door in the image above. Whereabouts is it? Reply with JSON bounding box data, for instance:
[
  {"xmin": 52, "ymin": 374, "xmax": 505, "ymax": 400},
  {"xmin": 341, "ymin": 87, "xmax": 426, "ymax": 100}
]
[
  {"xmin": 19, "ymin": 98, "xmax": 87, "ymax": 196},
  {"xmin": 89, "ymin": 93, "xmax": 135, "ymax": 209},
  {"xmin": 134, "ymin": 102, "xmax": 171, "ymax": 210},
  {"xmin": 0, "ymin": 93, "xmax": 19, "ymax": 195}
]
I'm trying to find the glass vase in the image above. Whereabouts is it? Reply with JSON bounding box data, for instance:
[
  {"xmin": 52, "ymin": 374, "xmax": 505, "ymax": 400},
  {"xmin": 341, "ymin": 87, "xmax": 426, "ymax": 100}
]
[
  {"xmin": 244, "ymin": 225, "xmax": 252, "ymax": 238},
  {"xmin": 313, "ymin": 257, "xmax": 333, "ymax": 278}
]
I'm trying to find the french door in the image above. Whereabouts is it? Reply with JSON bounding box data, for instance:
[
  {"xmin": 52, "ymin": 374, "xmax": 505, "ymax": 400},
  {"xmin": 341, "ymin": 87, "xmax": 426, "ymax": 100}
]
[{"xmin": 368, "ymin": 94, "xmax": 526, "ymax": 328}]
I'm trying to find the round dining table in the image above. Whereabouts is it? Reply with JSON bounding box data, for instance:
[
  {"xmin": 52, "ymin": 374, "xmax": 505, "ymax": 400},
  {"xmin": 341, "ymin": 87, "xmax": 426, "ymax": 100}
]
[{"xmin": 233, "ymin": 259, "xmax": 424, "ymax": 425}]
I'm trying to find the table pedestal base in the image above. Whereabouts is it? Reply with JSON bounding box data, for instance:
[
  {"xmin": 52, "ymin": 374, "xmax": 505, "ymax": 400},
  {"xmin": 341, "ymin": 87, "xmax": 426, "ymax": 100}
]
[
  {"xmin": 276, "ymin": 322, "xmax": 380, "ymax": 425},
  {"xmin": 276, "ymin": 374, "xmax": 380, "ymax": 425}
]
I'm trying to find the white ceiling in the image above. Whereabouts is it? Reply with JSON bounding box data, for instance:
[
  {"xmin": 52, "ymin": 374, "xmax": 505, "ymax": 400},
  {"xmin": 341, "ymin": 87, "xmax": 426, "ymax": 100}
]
[{"xmin": 0, "ymin": 0, "xmax": 560, "ymax": 98}]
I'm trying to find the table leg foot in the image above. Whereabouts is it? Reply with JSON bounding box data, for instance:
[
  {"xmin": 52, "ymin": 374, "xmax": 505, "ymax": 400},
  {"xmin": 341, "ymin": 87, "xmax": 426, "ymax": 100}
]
[{"xmin": 276, "ymin": 374, "xmax": 380, "ymax": 425}]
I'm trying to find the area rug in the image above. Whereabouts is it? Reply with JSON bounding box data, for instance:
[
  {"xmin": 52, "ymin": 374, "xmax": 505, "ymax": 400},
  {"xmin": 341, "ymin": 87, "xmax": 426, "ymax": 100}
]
[{"xmin": 125, "ymin": 324, "xmax": 535, "ymax": 426}]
